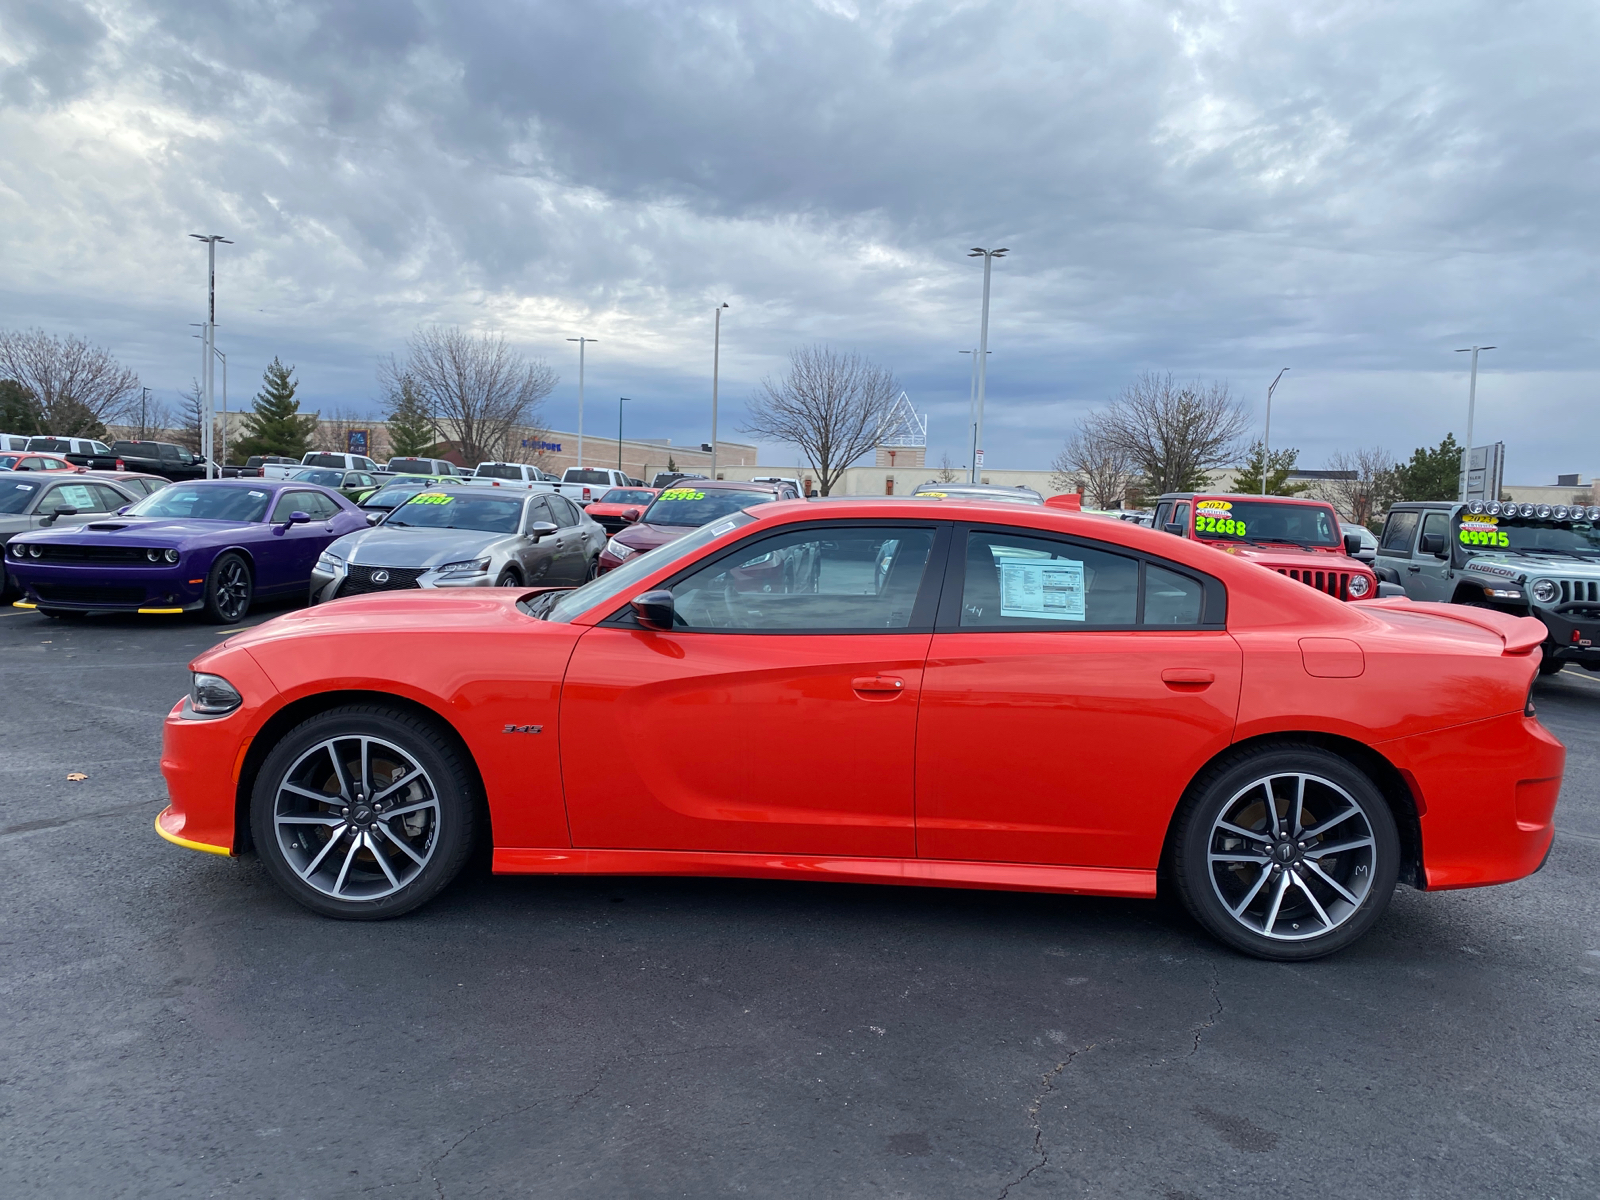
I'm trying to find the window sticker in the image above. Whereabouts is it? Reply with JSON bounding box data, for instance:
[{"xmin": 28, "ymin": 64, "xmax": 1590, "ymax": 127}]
[
  {"xmin": 408, "ymin": 492, "xmax": 454, "ymax": 505},
  {"xmin": 919, "ymin": 491, "xmax": 948, "ymax": 497},
  {"xmin": 14, "ymin": 483, "xmax": 34, "ymax": 491},
  {"xmin": 999, "ymin": 560, "xmax": 1086, "ymax": 621},
  {"xmin": 659, "ymin": 488, "xmax": 706, "ymax": 500},
  {"xmin": 248, "ymin": 490, "xmax": 265, "ymax": 497},
  {"xmin": 1197, "ymin": 513, "xmax": 1247, "ymax": 535},
  {"xmin": 708, "ymin": 519, "xmax": 740, "ymax": 537},
  {"xmin": 1195, "ymin": 499, "xmax": 1232, "ymax": 511},
  {"xmin": 57, "ymin": 485, "xmax": 96, "ymax": 509},
  {"xmin": 1458, "ymin": 515, "xmax": 1508, "ymax": 547}
]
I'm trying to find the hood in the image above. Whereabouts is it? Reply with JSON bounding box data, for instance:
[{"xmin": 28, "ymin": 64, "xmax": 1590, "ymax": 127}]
[
  {"xmin": 613, "ymin": 522, "xmax": 691, "ymax": 551},
  {"xmin": 1218, "ymin": 543, "xmax": 1373, "ymax": 574},
  {"xmin": 333, "ymin": 525, "xmax": 504, "ymax": 567},
  {"xmin": 1464, "ymin": 551, "xmax": 1600, "ymax": 579},
  {"xmin": 9, "ymin": 516, "xmax": 255, "ymax": 545}
]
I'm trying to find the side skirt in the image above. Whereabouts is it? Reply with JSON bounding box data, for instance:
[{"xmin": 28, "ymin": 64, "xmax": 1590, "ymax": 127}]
[{"xmin": 492, "ymin": 848, "xmax": 1155, "ymax": 899}]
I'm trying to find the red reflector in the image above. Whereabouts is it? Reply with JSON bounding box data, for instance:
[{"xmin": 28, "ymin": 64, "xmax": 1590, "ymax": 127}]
[{"xmin": 1574, "ymin": 630, "xmax": 1582, "ymax": 643}]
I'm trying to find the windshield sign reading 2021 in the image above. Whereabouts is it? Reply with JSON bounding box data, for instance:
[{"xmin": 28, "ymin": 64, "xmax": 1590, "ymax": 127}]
[{"xmin": 1195, "ymin": 499, "xmax": 1247, "ymax": 537}]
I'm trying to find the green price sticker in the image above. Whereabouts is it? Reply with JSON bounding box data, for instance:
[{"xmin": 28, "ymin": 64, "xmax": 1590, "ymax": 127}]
[
  {"xmin": 660, "ymin": 488, "xmax": 706, "ymax": 500},
  {"xmin": 1197, "ymin": 514, "xmax": 1247, "ymax": 536},
  {"xmin": 1459, "ymin": 527, "xmax": 1508, "ymax": 547},
  {"xmin": 408, "ymin": 492, "xmax": 454, "ymax": 506}
]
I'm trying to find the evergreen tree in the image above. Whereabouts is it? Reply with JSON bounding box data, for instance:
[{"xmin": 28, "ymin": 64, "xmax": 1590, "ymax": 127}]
[
  {"xmin": 234, "ymin": 358, "xmax": 316, "ymax": 459},
  {"xmin": 1230, "ymin": 441, "xmax": 1310, "ymax": 496},
  {"xmin": 384, "ymin": 372, "xmax": 436, "ymax": 458},
  {"xmin": 0, "ymin": 379, "xmax": 42, "ymax": 434},
  {"xmin": 1395, "ymin": 433, "xmax": 1463, "ymax": 501}
]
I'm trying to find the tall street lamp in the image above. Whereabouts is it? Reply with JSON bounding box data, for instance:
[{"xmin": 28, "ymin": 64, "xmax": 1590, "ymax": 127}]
[
  {"xmin": 618, "ymin": 397, "xmax": 630, "ymax": 473},
  {"xmin": 1455, "ymin": 345, "xmax": 1496, "ymax": 501},
  {"xmin": 1262, "ymin": 367, "xmax": 1289, "ymax": 496},
  {"xmin": 967, "ymin": 248, "xmax": 1007, "ymax": 482},
  {"xmin": 567, "ymin": 337, "xmax": 597, "ymax": 468},
  {"xmin": 958, "ymin": 349, "xmax": 989, "ymax": 473},
  {"xmin": 189, "ymin": 234, "xmax": 231, "ymax": 478},
  {"xmin": 711, "ymin": 303, "xmax": 728, "ymax": 480}
]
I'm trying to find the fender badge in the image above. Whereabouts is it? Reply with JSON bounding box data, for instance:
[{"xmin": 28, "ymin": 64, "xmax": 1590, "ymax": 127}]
[{"xmin": 503, "ymin": 724, "xmax": 543, "ymax": 734}]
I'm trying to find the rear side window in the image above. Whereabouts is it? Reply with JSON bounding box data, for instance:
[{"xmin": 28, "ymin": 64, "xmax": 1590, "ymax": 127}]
[
  {"xmin": 548, "ymin": 495, "xmax": 580, "ymax": 526},
  {"xmin": 303, "ymin": 454, "xmax": 346, "ymax": 469},
  {"xmin": 1380, "ymin": 510, "xmax": 1419, "ymax": 551},
  {"xmin": 565, "ymin": 469, "xmax": 612, "ymax": 485},
  {"xmin": 476, "ymin": 464, "xmax": 523, "ymax": 480}
]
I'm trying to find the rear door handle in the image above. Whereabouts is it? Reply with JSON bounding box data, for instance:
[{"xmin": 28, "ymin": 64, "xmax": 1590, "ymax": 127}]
[
  {"xmin": 1161, "ymin": 668, "xmax": 1214, "ymax": 689},
  {"xmin": 852, "ymin": 675, "xmax": 905, "ymax": 695}
]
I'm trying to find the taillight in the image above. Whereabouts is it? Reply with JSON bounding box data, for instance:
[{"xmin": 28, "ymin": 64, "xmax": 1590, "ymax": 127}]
[
  {"xmin": 583, "ymin": 487, "xmax": 592, "ymax": 501},
  {"xmin": 1526, "ymin": 679, "xmax": 1538, "ymax": 717},
  {"xmin": 115, "ymin": 458, "xmax": 125, "ymax": 470}
]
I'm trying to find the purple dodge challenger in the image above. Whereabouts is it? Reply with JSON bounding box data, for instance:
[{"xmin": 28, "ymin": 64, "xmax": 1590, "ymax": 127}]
[{"xmin": 6, "ymin": 479, "xmax": 368, "ymax": 624}]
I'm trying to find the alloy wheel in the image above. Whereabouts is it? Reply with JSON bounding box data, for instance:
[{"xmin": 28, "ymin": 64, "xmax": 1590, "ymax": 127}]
[
  {"xmin": 1206, "ymin": 772, "xmax": 1377, "ymax": 942},
  {"xmin": 271, "ymin": 734, "xmax": 440, "ymax": 901},
  {"xmin": 216, "ymin": 558, "xmax": 250, "ymax": 620}
]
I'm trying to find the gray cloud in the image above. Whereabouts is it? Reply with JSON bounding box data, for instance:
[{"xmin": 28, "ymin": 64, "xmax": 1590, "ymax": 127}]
[{"xmin": 0, "ymin": 0, "xmax": 1595, "ymax": 480}]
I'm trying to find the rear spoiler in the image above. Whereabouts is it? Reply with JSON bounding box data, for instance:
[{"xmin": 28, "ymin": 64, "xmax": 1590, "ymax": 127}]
[{"xmin": 1359, "ymin": 596, "xmax": 1546, "ymax": 656}]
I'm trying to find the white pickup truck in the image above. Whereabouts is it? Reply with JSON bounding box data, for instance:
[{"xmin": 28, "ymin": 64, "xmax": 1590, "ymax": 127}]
[
  {"xmin": 466, "ymin": 463, "xmax": 637, "ymax": 506},
  {"xmin": 262, "ymin": 451, "xmax": 383, "ymax": 480}
]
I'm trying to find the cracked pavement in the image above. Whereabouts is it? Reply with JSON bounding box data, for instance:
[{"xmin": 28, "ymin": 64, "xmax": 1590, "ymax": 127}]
[{"xmin": 1, "ymin": 611, "xmax": 1597, "ymax": 1197}]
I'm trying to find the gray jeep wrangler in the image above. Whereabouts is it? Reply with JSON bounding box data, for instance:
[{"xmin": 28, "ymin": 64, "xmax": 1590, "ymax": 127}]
[{"xmin": 1375, "ymin": 500, "xmax": 1600, "ymax": 675}]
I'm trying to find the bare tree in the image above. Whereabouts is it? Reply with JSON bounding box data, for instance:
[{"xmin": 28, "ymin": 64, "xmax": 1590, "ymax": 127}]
[
  {"xmin": 401, "ymin": 328, "xmax": 557, "ymax": 466},
  {"xmin": 314, "ymin": 406, "xmax": 366, "ymax": 454},
  {"xmin": 0, "ymin": 329, "xmax": 141, "ymax": 432},
  {"xmin": 128, "ymin": 394, "xmax": 173, "ymax": 441},
  {"xmin": 1051, "ymin": 417, "xmax": 1134, "ymax": 508},
  {"xmin": 1094, "ymin": 372, "xmax": 1250, "ymax": 496},
  {"xmin": 1315, "ymin": 447, "xmax": 1398, "ymax": 526},
  {"xmin": 175, "ymin": 381, "xmax": 206, "ymax": 453},
  {"xmin": 936, "ymin": 452, "xmax": 959, "ymax": 484},
  {"xmin": 742, "ymin": 345, "xmax": 900, "ymax": 496}
]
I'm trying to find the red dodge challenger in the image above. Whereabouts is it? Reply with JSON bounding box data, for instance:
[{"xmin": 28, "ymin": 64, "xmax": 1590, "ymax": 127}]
[{"xmin": 157, "ymin": 497, "xmax": 1564, "ymax": 960}]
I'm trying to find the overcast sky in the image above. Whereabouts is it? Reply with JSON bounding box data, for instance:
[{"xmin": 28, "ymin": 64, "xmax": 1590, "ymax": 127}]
[{"xmin": 2, "ymin": 0, "xmax": 1595, "ymax": 481}]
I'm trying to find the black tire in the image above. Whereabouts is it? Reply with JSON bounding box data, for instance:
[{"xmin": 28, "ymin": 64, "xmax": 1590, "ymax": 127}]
[
  {"xmin": 494, "ymin": 566, "xmax": 521, "ymax": 587},
  {"xmin": 250, "ymin": 704, "xmax": 479, "ymax": 920},
  {"xmin": 584, "ymin": 554, "xmax": 599, "ymax": 582},
  {"xmin": 202, "ymin": 552, "xmax": 252, "ymax": 624},
  {"xmin": 1171, "ymin": 744, "xmax": 1400, "ymax": 961},
  {"xmin": 1537, "ymin": 655, "xmax": 1565, "ymax": 676}
]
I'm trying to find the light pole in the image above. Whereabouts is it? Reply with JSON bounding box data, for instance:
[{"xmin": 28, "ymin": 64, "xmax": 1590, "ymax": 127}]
[
  {"xmin": 212, "ymin": 347, "xmax": 228, "ymax": 468},
  {"xmin": 139, "ymin": 386, "xmax": 150, "ymax": 436},
  {"xmin": 566, "ymin": 336, "xmax": 597, "ymax": 468},
  {"xmin": 958, "ymin": 349, "xmax": 990, "ymax": 473},
  {"xmin": 189, "ymin": 234, "xmax": 232, "ymax": 478},
  {"xmin": 618, "ymin": 397, "xmax": 629, "ymax": 473},
  {"xmin": 711, "ymin": 303, "xmax": 728, "ymax": 479},
  {"xmin": 1262, "ymin": 367, "xmax": 1289, "ymax": 495},
  {"xmin": 967, "ymin": 248, "xmax": 1007, "ymax": 482},
  {"xmin": 1455, "ymin": 345, "xmax": 1496, "ymax": 501}
]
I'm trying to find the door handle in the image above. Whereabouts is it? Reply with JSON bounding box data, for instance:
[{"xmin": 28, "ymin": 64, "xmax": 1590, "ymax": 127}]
[
  {"xmin": 1161, "ymin": 668, "xmax": 1214, "ymax": 689},
  {"xmin": 1406, "ymin": 564, "xmax": 1421, "ymax": 572},
  {"xmin": 851, "ymin": 675, "xmax": 905, "ymax": 695}
]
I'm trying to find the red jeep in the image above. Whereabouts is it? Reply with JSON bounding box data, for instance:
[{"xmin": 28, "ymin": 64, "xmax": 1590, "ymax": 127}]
[{"xmin": 1154, "ymin": 492, "xmax": 1380, "ymax": 601}]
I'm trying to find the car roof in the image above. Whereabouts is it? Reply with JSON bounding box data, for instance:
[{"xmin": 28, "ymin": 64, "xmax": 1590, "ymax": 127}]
[
  {"xmin": 1158, "ymin": 492, "xmax": 1336, "ymax": 505},
  {"xmin": 661, "ymin": 479, "xmax": 781, "ymax": 493}
]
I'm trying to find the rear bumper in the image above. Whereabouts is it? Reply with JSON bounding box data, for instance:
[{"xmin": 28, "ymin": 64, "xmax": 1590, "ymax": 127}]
[
  {"xmin": 1535, "ymin": 608, "xmax": 1600, "ymax": 662},
  {"xmin": 1382, "ymin": 711, "xmax": 1566, "ymax": 890}
]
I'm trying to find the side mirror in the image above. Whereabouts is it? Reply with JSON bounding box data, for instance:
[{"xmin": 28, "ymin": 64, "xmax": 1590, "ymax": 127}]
[
  {"xmin": 1163, "ymin": 522, "xmax": 1184, "ymax": 536},
  {"xmin": 528, "ymin": 520, "xmax": 558, "ymax": 540},
  {"xmin": 288, "ymin": 510, "xmax": 311, "ymax": 525},
  {"xmin": 1343, "ymin": 532, "xmax": 1365, "ymax": 556},
  {"xmin": 623, "ymin": 507, "xmax": 642, "ymax": 523},
  {"xmin": 1419, "ymin": 532, "xmax": 1446, "ymax": 556},
  {"xmin": 366, "ymin": 511, "xmax": 383, "ymax": 526},
  {"xmin": 631, "ymin": 589, "xmax": 675, "ymax": 631},
  {"xmin": 116, "ymin": 505, "xmax": 131, "ymax": 516},
  {"xmin": 43, "ymin": 505, "xmax": 78, "ymax": 526}
]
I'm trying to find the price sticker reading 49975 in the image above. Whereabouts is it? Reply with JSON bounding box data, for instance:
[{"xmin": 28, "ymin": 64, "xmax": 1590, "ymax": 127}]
[{"xmin": 1459, "ymin": 515, "xmax": 1509, "ymax": 547}]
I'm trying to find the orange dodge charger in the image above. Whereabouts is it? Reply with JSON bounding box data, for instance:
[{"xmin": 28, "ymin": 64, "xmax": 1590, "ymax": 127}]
[{"xmin": 158, "ymin": 498, "xmax": 1564, "ymax": 960}]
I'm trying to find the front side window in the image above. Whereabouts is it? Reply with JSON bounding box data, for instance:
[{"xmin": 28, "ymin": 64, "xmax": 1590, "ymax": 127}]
[
  {"xmin": 669, "ymin": 526, "xmax": 938, "ymax": 631},
  {"xmin": 130, "ymin": 485, "xmax": 272, "ymax": 522},
  {"xmin": 1418, "ymin": 510, "xmax": 1449, "ymax": 553},
  {"xmin": 1380, "ymin": 510, "xmax": 1419, "ymax": 551},
  {"xmin": 270, "ymin": 491, "xmax": 320, "ymax": 522}
]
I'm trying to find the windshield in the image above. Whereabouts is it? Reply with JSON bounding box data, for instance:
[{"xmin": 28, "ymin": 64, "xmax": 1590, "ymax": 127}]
[
  {"xmin": 129, "ymin": 484, "xmax": 272, "ymax": 522},
  {"xmin": 290, "ymin": 469, "xmax": 344, "ymax": 486},
  {"xmin": 1458, "ymin": 512, "xmax": 1600, "ymax": 555},
  {"xmin": 537, "ymin": 513, "xmax": 757, "ymax": 623},
  {"xmin": 599, "ymin": 488, "xmax": 655, "ymax": 505},
  {"xmin": 642, "ymin": 487, "xmax": 773, "ymax": 527},
  {"xmin": 389, "ymin": 459, "xmax": 441, "ymax": 474},
  {"xmin": 386, "ymin": 491, "xmax": 523, "ymax": 533},
  {"xmin": 1191, "ymin": 499, "xmax": 1341, "ymax": 547},
  {"xmin": 0, "ymin": 478, "xmax": 43, "ymax": 514}
]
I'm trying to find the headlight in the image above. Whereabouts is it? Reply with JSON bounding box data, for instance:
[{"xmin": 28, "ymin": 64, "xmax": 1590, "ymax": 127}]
[
  {"xmin": 438, "ymin": 557, "xmax": 490, "ymax": 575},
  {"xmin": 163, "ymin": 548, "xmax": 179, "ymax": 563},
  {"xmin": 146, "ymin": 548, "xmax": 161, "ymax": 562},
  {"xmin": 1554, "ymin": 506, "xmax": 1570, "ymax": 520},
  {"xmin": 8, "ymin": 542, "xmax": 24, "ymax": 559},
  {"xmin": 315, "ymin": 550, "xmax": 344, "ymax": 572},
  {"xmin": 1348, "ymin": 574, "xmax": 1371, "ymax": 597},
  {"xmin": 605, "ymin": 538, "xmax": 636, "ymax": 561},
  {"xmin": 1531, "ymin": 579, "xmax": 1559, "ymax": 604},
  {"xmin": 190, "ymin": 672, "xmax": 242, "ymax": 715},
  {"xmin": 28, "ymin": 544, "xmax": 41, "ymax": 558}
]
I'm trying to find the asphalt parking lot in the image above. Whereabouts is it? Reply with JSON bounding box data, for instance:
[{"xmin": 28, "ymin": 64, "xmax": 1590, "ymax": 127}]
[{"xmin": 2, "ymin": 607, "xmax": 1597, "ymax": 1199}]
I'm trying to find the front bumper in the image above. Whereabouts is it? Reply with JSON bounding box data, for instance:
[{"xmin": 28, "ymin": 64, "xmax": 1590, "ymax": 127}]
[
  {"xmin": 1533, "ymin": 607, "xmax": 1600, "ymax": 661},
  {"xmin": 9, "ymin": 560, "xmax": 205, "ymax": 613}
]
